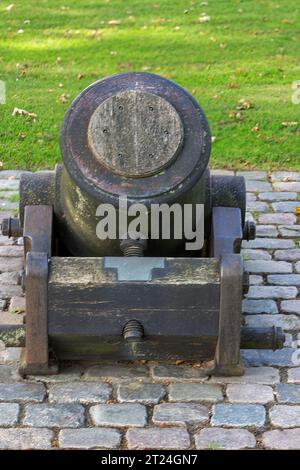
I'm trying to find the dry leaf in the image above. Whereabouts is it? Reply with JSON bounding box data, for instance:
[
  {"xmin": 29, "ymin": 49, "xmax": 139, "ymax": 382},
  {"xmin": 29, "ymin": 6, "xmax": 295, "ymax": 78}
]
[
  {"xmin": 283, "ymin": 176, "xmax": 290, "ymax": 182},
  {"xmin": 295, "ymin": 207, "xmax": 300, "ymax": 216},
  {"xmin": 77, "ymin": 73, "xmax": 84, "ymax": 80},
  {"xmin": 220, "ymin": 43, "xmax": 227, "ymax": 49},
  {"xmin": 56, "ymin": 57, "xmax": 61, "ymax": 64},
  {"xmin": 227, "ymin": 82, "xmax": 239, "ymax": 88},
  {"xmin": 12, "ymin": 108, "xmax": 37, "ymax": 121},
  {"xmin": 6, "ymin": 4, "xmax": 15, "ymax": 11},
  {"xmin": 175, "ymin": 360, "xmax": 185, "ymax": 365},
  {"xmin": 108, "ymin": 20, "xmax": 121, "ymax": 26},
  {"xmin": 59, "ymin": 93, "xmax": 70, "ymax": 103},
  {"xmin": 237, "ymin": 98, "xmax": 254, "ymax": 110},
  {"xmin": 251, "ymin": 123, "xmax": 260, "ymax": 132}
]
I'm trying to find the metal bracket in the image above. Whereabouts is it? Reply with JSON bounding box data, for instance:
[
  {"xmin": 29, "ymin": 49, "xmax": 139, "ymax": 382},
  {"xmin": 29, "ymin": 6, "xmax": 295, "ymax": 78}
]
[
  {"xmin": 210, "ymin": 206, "xmax": 244, "ymax": 376},
  {"xmin": 19, "ymin": 205, "xmax": 57, "ymax": 376}
]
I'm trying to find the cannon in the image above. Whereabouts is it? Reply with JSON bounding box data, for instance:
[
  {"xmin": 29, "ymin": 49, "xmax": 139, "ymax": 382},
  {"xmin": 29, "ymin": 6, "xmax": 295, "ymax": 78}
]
[{"xmin": 0, "ymin": 73, "xmax": 284, "ymax": 376}]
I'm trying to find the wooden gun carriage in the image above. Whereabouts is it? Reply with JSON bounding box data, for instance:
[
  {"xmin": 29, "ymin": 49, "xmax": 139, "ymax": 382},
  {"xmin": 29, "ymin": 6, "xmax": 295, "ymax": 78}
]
[{"xmin": 0, "ymin": 73, "xmax": 284, "ymax": 376}]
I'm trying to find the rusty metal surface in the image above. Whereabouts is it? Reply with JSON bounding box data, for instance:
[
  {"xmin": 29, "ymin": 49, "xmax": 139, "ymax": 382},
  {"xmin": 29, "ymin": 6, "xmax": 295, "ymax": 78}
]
[
  {"xmin": 23, "ymin": 205, "xmax": 53, "ymax": 256},
  {"xmin": 60, "ymin": 72, "xmax": 211, "ymax": 204},
  {"xmin": 19, "ymin": 205, "xmax": 55, "ymax": 375}
]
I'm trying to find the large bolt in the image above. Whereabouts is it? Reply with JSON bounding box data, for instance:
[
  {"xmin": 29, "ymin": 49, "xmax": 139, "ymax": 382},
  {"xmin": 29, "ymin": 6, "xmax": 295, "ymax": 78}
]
[
  {"xmin": 123, "ymin": 320, "xmax": 144, "ymax": 341},
  {"xmin": 0, "ymin": 217, "xmax": 23, "ymax": 238},
  {"xmin": 243, "ymin": 220, "xmax": 256, "ymax": 241},
  {"xmin": 120, "ymin": 235, "xmax": 147, "ymax": 257}
]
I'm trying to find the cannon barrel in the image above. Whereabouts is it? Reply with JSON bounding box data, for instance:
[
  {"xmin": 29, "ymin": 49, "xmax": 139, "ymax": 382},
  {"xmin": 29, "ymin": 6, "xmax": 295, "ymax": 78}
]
[{"xmin": 17, "ymin": 73, "xmax": 247, "ymax": 257}]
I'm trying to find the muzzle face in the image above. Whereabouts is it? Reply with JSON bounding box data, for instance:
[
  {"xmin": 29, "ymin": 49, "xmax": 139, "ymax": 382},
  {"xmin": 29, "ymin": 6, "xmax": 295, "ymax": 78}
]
[
  {"xmin": 60, "ymin": 72, "xmax": 211, "ymax": 204},
  {"xmin": 88, "ymin": 89, "xmax": 184, "ymax": 178}
]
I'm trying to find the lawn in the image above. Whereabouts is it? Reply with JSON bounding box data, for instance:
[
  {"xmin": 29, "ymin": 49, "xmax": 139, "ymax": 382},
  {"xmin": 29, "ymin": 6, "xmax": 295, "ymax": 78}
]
[{"xmin": 0, "ymin": 0, "xmax": 299, "ymax": 171}]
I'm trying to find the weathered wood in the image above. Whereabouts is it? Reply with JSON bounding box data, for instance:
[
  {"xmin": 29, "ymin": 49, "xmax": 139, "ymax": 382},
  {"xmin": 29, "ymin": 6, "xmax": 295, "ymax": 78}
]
[
  {"xmin": 88, "ymin": 90, "xmax": 183, "ymax": 177},
  {"xmin": 48, "ymin": 257, "xmax": 220, "ymax": 361}
]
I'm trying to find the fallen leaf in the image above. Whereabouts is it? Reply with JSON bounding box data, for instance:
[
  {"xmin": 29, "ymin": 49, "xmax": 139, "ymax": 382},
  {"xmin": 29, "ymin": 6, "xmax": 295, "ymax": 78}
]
[
  {"xmin": 56, "ymin": 57, "xmax": 61, "ymax": 64},
  {"xmin": 12, "ymin": 108, "xmax": 37, "ymax": 121},
  {"xmin": 251, "ymin": 123, "xmax": 260, "ymax": 132},
  {"xmin": 18, "ymin": 131, "xmax": 26, "ymax": 140},
  {"xmin": 283, "ymin": 176, "xmax": 290, "ymax": 182},
  {"xmin": 227, "ymin": 82, "xmax": 239, "ymax": 88},
  {"xmin": 295, "ymin": 207, "xmax": 300, "ymax": 216},
  {"xmin": 220, "ymin": 43, "xmax": 227, "ymax": 49},
  {"xmin": 24, "ymin": 19, "xmax": 30, "ymax": 25},
  {"xmin": 59, "ymin": 93, "xmax": 70, "ymax": 103},
  {"xmin": 6, "ymin": 4, "xmax": 15, "ymax": 11},
  {"xmin": 211, "ymin": 136, "xmax": 216, "ymax": 142},
  {"xmin": 108, "ymin": 20, "xmax": 121, "ymax": 26},
  {"xmin": 77, "ymin": 73, "xmax": 84, "ymax": 80},
  {"xmin": 17, "ymin": 29, "xmax": 24, "ymax": 34},
  {"xmin": 282, "ymin": 19, "xmax": 294, "ymax": 24},
  {"xmin": 175, "ymin": 360, "xmax": 185, "ymax": 365},
  {"xmin": 237, "ymin": 98, "xmax": 254, "ymax": 110}
]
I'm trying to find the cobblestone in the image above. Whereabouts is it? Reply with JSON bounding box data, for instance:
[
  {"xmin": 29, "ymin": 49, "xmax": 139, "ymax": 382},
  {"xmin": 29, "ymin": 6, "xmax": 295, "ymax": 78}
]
[
  {"xmin": 262, "ymin": 429, "xmax": 300, "ymax": 450},
  {"xmin": 209, "ymin": 367, "xmax": 280, "ymax": 385},
  {"xmin": 273, "ymin": 182, "xmax": 300, "ymax": 192},
  {"xmin": 59, "ymin": 428, "xmax": 121, "ymax": 449},
  {"xmin": 49, "ymin": 382, "xmax": 111, "ymax": 403},
  {"xmin": 90, "ymin": 403, "xmax": 147, "ymax": 427},
  {"xmin": 0, "ymin": 428, "xmax": 53, "ymax": 450},
  {"xmin": 195, "ymin": 428, "xmax": 256, "ymax": 450},
  {"xmin": 246, "ymin": 286, "xmax": 297, "ymax": 299},
  {"xmin": 127, "ymin": 428, "xmax": 190, "ymax": 450},
  {"xmin": 272, "ymin": 201, "xmax": 300, "ymax": 213},
  {"xmin": 242, "ymin": 249, "xmax": 272, "ymax": 260},
  {"xmin": 242, "ymin": 238, "xmax": 295, "ymax": 249},
  {"xmin": 255, "ymin": 225, "xmax": 278, "ymax": 237},
  {"xmin": 275, "ymin": 384, "xmax": 300, "ymax": 403},
  {"xmin": 245, "ymin": 181, "xmax": 272, "ymax": 192},
  {"xmin": 117, "ymin": 383, "xmax": 165, "ymax": 404},
  {"xmin": 153, "ymin": 403, "xmax": 209, "ymax": 425},
  {"xmin": 0, "ymin": 403, "xmax": 19, "ymax": 426},
  {"xmin": 242, "ymin": 348, "xmax": 295, "ymax": 367},
  {"xmin": 259, "ymin": 192, "xmax": 298, "ymax": 201},
  {"xmin": 226, "ymin": 384, "xmax": 273, "ymax": 403},
  {"xmin": 168, "ymin": 383, "xmax": 223, "ymax": 402},
  {"xmin": 268, "ymin": 274, "xmax": 300, "ymax": 286},
  {"xmin": 245, "ymin": 260, "xmax": 292, "ymax": 274},
  {"xmin": 211, "ymin": 404, "xmax": 265, "ymax": 427},
  {"xmin": 258, "ymin": 213, "xmax": 297, "ymax": 225},
  {"xmin": 0, "ymin": 382, "xmax": 46, "ymax": 402},
  {"xmin": 242, "ymin": 299, "xmax": 278, "ymax": 314},
  {"xmin": 281, "ymin": 300, "xmax": 300, "ymax": 314},
  {"xmin": 287, "ymin": 368, "xmax": 300, "ymax": 384},
  {"xmin": 269, "ymin": 405, "xmax": 300, "ymax": 428},
  {"xmin": 23, "ymin": 404, "xmax": 85, "ymax": 428}
]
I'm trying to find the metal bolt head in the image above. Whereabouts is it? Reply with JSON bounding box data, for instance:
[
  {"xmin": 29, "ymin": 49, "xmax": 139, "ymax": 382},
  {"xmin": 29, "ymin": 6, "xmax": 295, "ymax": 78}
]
[
  {"xmin": 1, "ymin": 218, "xmax": 11, "ymax": 237},
  {"xmin": 243, "ymin": 220, "xmax": 256, "ymax": 241}
]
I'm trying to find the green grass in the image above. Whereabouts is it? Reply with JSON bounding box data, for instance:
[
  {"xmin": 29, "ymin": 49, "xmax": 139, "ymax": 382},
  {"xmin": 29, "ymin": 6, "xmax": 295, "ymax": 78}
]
[{"xmin": 0, "ymin": 0, "xmax": 300, "ymax": 171}]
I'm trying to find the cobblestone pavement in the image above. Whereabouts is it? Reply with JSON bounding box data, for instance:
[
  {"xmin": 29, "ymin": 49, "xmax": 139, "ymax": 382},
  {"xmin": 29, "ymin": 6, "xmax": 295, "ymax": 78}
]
[{"xmin": 1, "ymin": 169, "xmax": 300, "ymax": 450}]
